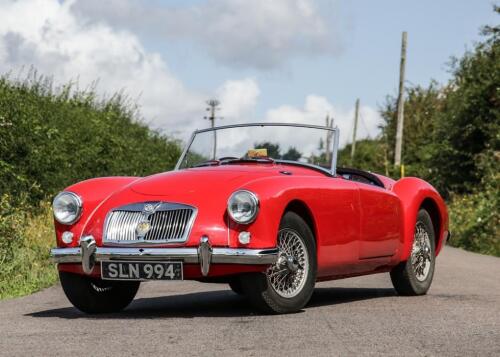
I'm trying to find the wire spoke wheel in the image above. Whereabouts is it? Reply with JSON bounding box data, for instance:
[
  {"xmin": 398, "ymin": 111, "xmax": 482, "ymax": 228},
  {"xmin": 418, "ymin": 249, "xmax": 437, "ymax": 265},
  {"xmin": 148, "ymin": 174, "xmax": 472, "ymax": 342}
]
[
  {"xmin": 411, "ymin": 222, "xmax": 433, "ymax": 282},
  {"xmin": 267, "ymin": 228, "xmax": 309, "ymax": 298}
]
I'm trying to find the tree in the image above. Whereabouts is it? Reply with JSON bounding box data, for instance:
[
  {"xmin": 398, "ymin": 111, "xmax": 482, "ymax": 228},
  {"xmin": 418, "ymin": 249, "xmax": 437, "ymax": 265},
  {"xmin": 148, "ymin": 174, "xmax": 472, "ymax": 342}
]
[
  {"xmin": 282, "ymin": 147, "xmax": 302, "ymax": 161},
  {"xmin": 253, "ymin": 141, "xmax": 281, "ymax": 159},
  {"xmin": 0, "ymin": 73, "xmax": 181, "ymax": 205},
  {"xmin": 428, "ymin": 17, "xmax": 499, "ymax": 194},
  {"xmin": 379, "ymin": 82, "xmax": 445, "ymax": 184}
]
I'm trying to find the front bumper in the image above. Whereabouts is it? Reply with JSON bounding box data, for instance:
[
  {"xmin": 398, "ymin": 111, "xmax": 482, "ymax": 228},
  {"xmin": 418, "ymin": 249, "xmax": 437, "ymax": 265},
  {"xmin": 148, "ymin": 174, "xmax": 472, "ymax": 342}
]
[{"xmin": 50, "ymin": 235, "xmax": 279, "ymax": 277}]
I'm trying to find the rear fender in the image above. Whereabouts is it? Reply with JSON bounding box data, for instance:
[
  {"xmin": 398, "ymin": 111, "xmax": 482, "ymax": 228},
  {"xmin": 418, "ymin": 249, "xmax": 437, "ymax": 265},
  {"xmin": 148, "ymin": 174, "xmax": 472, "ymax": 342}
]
[{"xmin": 392, "ymin": 177, "xmax": 449, "ymax": 261}]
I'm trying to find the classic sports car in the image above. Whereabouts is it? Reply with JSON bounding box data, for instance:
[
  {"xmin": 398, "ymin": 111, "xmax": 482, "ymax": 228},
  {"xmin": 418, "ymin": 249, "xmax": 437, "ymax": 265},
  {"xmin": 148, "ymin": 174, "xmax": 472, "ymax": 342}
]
[{"xmin": 51, "ymin": 123, "xmax": 449, "ymax": 314}]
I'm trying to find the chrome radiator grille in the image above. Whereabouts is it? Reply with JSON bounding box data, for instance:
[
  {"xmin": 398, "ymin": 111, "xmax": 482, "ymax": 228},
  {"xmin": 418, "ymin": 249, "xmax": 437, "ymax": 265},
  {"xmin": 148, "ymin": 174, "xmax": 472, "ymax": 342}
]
[{"xmin": 104, "ymin": 203, "xmax": 196, "ymax": 244}]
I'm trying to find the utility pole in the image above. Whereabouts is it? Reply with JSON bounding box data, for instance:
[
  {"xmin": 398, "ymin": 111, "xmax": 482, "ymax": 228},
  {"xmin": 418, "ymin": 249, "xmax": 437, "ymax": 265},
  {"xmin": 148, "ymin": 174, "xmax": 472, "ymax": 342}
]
[
  {"xmin": 394, "ymin": 31, "xmax": 407, "ymax": 169},
  {"xmin": 325, "ymin": 114, "xmax": 334, "ymax": 164},
  {"xmin": 204, "ymin": 99, "xmax": 221, "ymax": 159},
  {"xmin": 351, "ymin": 98, "xmax": 360, "ymax": 162}
]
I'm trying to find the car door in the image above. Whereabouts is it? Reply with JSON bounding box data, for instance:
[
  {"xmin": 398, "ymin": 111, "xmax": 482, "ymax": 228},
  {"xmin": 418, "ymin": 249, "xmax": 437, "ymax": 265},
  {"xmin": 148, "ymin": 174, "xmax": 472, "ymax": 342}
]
[{"xmin": 356, "ymin": 183, "xmax": 401, "ymax": 259}]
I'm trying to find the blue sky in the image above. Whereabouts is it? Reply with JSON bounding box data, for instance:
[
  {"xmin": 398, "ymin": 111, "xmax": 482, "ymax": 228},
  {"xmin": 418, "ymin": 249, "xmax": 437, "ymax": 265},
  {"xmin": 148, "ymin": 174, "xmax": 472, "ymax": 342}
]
[
  {"xmin": 155, "ymin": 0, "xmax": 497, "ymax": 118},
  {"xmin": 0, "ymin": 0, "xmax": 497, "ymax": 145}
]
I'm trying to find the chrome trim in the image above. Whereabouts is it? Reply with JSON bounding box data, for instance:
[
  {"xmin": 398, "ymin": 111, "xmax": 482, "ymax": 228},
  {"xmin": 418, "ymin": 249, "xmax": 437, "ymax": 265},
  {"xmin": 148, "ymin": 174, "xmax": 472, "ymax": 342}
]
[
  {"xmin": 80, "ymin": 235, "xmax": 96, "ymax": 274},
  {"xmin": 227, "ymin": 190, "xmax": 259, "ymax": 224},
  {"xmin": 174, "ymin": 122, "xmax": 340, "ymax": 174},
  {"xmin": 50, "ymin": 238, "xmax": 279, "ymax": 275},
  {"xmin": 52, "ymin": 191, "xmax": 83, "ymax": 225},
  {"xmin": 51, "ymin": 247, "xmax": 278, "ymax": 264},
  {"xmin": 103, "ymin": 202, "xmax": 198, "ymax": 245},
  {"xmin": 198, "ymin": 236, "xmax": 212, "ymax": 276},
  {"xmin": 175, "ymin": 131, "xmax": 196, "ymax": 170},
  {"xmin": 194, "ymin": 122, "xmax": 337, "ymax": 134},
  {"xmin": 209, "ymin": 247, "xmax": 279, "ymax": 264},
  {"xmin": 51, "ymin": 247, "xmax": 81, "ymax": 263},
  {"xmin": 331, "ymin": 128, "xmax": 340, "ymax": 176}
]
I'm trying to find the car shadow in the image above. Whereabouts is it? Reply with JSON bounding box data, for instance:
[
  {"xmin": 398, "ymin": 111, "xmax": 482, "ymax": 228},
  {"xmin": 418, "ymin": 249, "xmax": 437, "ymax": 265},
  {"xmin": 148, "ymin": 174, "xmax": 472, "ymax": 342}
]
[{"xmin": 26, "ymin": 287, "xmax": 396, "ymax": 319}]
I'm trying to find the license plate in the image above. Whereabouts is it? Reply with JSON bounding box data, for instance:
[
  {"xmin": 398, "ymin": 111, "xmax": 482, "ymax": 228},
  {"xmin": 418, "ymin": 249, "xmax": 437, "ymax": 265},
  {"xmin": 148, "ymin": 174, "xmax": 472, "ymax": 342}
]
[{"xmin": 101, "ymin": 261, "xmax": 183, "ymax": 281}]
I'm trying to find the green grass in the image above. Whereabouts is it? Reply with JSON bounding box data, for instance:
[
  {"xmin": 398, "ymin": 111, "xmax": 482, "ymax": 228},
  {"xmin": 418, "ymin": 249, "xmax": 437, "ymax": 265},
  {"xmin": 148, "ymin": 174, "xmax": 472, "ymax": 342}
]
[{"xmin": 0, "ymin": 201, "xmax": 57, "ymax": 300}]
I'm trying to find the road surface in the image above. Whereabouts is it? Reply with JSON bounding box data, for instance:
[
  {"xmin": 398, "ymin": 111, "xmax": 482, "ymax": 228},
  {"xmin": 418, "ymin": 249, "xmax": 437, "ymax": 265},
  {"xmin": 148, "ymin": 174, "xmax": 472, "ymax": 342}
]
[{"xmin": 0, "ymin": 246, "xmax": 499, "ymax": 356}]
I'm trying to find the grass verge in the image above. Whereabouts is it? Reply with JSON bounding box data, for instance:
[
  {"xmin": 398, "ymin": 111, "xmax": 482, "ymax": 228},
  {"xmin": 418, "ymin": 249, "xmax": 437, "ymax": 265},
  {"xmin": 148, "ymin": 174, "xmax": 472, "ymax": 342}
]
[{"xmin": 0, "ymin": 200, "xmax": 57, "ymax": 300}]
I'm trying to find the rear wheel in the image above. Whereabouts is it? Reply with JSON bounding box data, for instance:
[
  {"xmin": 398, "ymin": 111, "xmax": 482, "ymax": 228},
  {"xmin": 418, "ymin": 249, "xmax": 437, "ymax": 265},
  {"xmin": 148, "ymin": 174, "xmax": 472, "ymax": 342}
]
[
  {"xmin": 59, "ymin": 271, "xmax": 140, "ymax": 314},
  {"xmin": 390, "ymin": 209, "xmax": 436, "ymax": 295},
  {"xmin": 241, "ymin": 212, "xmax": 317, "ymax": 313}
]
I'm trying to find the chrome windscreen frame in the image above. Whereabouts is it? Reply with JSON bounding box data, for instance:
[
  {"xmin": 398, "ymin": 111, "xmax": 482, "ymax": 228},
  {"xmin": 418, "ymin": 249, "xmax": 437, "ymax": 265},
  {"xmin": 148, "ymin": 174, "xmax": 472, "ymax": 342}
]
[
  {"xmin": 102, "ymin": 202, "xmax": 198, "ymax": 246},
  {"xmin": 174, "ymin": 122, "xmax": 340, "ymax": 176}
]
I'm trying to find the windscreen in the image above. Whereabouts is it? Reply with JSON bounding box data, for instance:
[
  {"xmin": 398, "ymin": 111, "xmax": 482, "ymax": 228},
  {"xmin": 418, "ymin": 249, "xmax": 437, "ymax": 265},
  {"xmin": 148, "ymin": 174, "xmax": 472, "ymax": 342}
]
[{"xmin": 177, "ymin": 124, "xmax": 338, "ymax": 171}]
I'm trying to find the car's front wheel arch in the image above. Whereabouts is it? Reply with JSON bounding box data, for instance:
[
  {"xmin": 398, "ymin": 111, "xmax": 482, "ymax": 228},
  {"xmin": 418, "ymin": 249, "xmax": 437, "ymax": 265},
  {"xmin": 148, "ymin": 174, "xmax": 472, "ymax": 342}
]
[{"xmin": 283, "ymin": 199, "xmax": 318, "ymax": 251}]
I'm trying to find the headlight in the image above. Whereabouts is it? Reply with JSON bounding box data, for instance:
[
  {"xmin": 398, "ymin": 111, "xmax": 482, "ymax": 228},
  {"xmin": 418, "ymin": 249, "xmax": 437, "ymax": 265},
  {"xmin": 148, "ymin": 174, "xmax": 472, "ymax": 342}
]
[
  {"xmin": 227, "ymin": 190, "xmax": 259, "ymax": 224},
  {"xmin": 52, "ymin": 192, "xmax": 83, "ymax": 225}
]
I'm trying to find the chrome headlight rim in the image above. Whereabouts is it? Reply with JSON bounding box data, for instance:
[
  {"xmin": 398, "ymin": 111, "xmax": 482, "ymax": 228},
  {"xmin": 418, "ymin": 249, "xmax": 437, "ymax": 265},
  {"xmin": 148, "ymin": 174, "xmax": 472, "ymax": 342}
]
[
  {"xmin": 52, "ymin": 191, "xmax": 83, "ymax": 225},
  {"xmin": 227, "ymin": 189, "xmax": 259, "ymax": 224}
]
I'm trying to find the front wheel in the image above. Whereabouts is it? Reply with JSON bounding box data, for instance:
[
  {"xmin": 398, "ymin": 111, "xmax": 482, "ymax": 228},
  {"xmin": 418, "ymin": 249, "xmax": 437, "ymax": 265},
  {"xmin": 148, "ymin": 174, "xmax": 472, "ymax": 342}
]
[
  {"xmin": 228, "ymin": 278, "xmax": 244, "ymax": 295},
  {"xmin": 59, "ymin": 271, "xmax": 140, "ymax": 314},
  {"xmin": 241, "ymin": 212, "xmax": 317, "ymax": 314},
  {"xmin": 390, "ymin": 209, "xmax": 436, "ymax": 295}
]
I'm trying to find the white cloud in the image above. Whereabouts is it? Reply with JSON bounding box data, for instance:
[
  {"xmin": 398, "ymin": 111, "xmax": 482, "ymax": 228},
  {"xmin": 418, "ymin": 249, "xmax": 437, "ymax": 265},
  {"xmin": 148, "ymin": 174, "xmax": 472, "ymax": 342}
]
[
  {"xmin": 72, "ymin": 0, "xmax": 340, "ymax": 69},
  {"xmin": 0, "ymin": 0, "xmax": 262, "ymax": 139},
  {"xmin": 266, "ymin": 95, "xmax": 382, "ymax": 148},
  {"xmin": 204, "ymin": 95, "xmax": 382, "ymax": 161},
  {"xmin": 0, "ymin": 0, "xmax": 378, "ymax": 159},
  {"xmin": 216, "ymin": 78, "xmax": 260, "ymax": 119}
]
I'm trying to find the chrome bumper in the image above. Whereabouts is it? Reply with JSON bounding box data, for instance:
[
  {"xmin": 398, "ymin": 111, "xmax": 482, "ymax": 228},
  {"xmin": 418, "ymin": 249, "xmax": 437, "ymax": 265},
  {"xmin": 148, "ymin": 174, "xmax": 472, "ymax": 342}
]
[{"xmin": 50, "ymin": 235, "xmax": 278, "ymax": 277}]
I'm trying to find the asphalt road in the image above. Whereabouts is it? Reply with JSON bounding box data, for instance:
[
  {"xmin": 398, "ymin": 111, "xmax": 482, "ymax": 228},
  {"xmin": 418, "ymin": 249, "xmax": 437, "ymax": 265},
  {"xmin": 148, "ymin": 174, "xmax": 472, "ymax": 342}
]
[{"xmin": 0, "ymin": 246, "xmax": 499, "ymax": 356}]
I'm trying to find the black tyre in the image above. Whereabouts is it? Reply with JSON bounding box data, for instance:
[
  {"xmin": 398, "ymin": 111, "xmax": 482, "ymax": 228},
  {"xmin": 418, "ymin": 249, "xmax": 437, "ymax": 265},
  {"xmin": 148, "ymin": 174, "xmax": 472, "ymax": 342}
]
[
  {"xmin": 241, "ymin": 211, "xmax": 317, "ymax": 314},
  {"xmin": 228, "ymin": 278, "xmax": 244, "ymax": 295},
  {"xmin": 390, "ymin": 209, "xmax": 436, "ymax": 296},
  {"xmin": 59, "ymin": 271, "xmax": 140, "ymax": 314}
]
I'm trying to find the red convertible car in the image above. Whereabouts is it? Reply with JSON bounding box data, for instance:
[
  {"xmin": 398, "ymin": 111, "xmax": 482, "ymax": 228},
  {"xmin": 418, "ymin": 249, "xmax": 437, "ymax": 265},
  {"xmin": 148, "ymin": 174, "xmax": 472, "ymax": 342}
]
[{"xmin": 51, "ymin": 123, "xmax": 449, "ymax": 314}]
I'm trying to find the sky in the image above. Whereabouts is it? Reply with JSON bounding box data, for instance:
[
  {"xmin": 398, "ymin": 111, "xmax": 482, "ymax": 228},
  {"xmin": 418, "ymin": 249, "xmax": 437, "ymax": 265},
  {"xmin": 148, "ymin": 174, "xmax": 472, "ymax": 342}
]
[{"xmin": 0, "ymin": 0, "xmax": 497, "ymax": 147}]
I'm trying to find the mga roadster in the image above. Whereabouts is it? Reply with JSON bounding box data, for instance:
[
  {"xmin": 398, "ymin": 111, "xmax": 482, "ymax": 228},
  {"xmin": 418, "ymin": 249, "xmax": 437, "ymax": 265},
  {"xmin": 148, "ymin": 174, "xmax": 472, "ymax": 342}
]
[{"xmin": 51, "ymin": 123, "xmax": 449, "ymax": 314}]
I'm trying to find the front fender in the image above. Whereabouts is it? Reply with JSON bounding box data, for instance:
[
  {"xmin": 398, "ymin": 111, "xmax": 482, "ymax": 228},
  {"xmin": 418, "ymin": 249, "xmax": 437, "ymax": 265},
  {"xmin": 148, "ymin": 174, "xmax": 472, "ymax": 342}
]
[
  {"xmin": 392, "ymin": 177, "xmax": 449, "ymax": 261},
  {"xmin": 54, "ymin": 177, "xmax": 140, "ymax": 247},
  {"xmin": 226, "ymin": 176, "xmax": 324, "ymax": 250}
]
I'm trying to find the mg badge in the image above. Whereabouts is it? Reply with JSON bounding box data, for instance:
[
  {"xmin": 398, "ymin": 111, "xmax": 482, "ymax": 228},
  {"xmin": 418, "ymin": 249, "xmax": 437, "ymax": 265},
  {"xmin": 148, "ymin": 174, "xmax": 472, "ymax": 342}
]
[
  {"xmin": 136, "ymin": 202, "xmax": 160, "ymax": 239},
  {"xmin": 135, "ymin": 220, "xmax": 151, "ymax": 238},
  {"xmin": 143, "ymin": 203, "xmax": 160, "ymax": 214}
]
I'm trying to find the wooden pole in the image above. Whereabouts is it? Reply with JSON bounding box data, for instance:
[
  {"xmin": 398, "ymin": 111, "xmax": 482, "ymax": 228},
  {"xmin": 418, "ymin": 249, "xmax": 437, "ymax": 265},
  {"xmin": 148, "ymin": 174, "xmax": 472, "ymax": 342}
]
[
  {"xmin": 394, "ymin": 31, "xmax": 407, "ymax": 167},
  {"xmin": 351, "ymin": 98, "xmax": 360, "ymax": 162},
  {"xmin": 205, "ymin": 99, "xmax": 220, "ymax": 159}
]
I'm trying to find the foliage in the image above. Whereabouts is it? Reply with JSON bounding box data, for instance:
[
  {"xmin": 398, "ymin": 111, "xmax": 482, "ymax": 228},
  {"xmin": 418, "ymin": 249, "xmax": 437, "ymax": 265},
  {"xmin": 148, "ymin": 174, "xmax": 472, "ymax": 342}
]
[
  {"xmin": 448, "ymin": 152, "xmax": 499, "ymax": 256},
  {"xmin": 0, "ymin": 73, "xmax": 183, "ymax": 298},
  {"xmin": 380, "ymin": 82, "xmax": 446, "ymax": 185},
  {"xmin": 253, "ymin": 141, "xmax": 303, "ymax": 160},
  {"xmin": 0, "ymin": 72, "xmax": 181, "ymax": 207},
  {"xmin": 0, "ymin": 197, "xmax": 57, "ymax": 299},
  {"xmin": 338, "ymin": 138, "xmax": 387, "ymax": 174},
  {"xmin": 282, "ymin": 147, "xmax": 302, "ymax": 161},
  {"xmin": 429, "ymin": 24, "xmax": 499, "ymax": 195}
]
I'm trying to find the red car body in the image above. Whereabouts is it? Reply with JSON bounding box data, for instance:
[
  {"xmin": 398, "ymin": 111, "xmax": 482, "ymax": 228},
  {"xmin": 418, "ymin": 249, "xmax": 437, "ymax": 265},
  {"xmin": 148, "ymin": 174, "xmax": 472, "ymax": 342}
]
[{"xmin": 53, "ymin": 162, "xmax": 449, "ymax": 281}]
